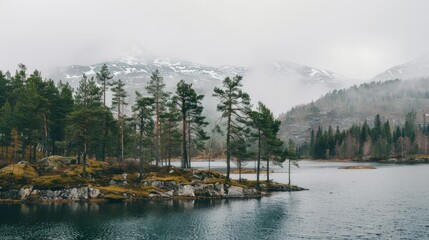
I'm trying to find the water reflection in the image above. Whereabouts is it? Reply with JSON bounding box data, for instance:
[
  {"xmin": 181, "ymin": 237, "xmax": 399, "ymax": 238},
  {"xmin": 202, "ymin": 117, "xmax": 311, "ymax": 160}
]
[{"xmin": 1, "ymin": 162, "xmax": 428, "ymax": 239}]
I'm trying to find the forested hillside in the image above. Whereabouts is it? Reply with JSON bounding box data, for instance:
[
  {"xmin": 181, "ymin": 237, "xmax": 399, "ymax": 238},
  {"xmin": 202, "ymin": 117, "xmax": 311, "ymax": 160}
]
[
  {"xmin": 279, "ymin": 78, "xmax": 429, "ymax": 145},
  {"xmin": 0, "ymin": 64, "xmax": 287, "ymax": 181}
]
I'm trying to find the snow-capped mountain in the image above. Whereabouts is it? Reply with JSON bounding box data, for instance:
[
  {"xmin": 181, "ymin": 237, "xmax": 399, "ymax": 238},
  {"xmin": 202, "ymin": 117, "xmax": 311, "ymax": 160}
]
[
  {"xmin": 270, "ymin": 61, "xmax": 349, "ymax": 87},
  {"xmin": 371, "ymin": 53, "xmax": 429, "ymax": 82},
  {"xmin": 50, "ymin": 55, "xmax": 353, "ymax": 115},
  {"xmin": 50, "ymin": 56, "xmax": 246, "ymax": 94}
]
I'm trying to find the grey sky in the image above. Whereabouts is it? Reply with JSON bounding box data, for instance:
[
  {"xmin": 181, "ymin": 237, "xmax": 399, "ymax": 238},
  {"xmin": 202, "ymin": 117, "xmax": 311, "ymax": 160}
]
[{"xmin": 0, "ymin": 0, "xmax": 429, "ymax": 79}]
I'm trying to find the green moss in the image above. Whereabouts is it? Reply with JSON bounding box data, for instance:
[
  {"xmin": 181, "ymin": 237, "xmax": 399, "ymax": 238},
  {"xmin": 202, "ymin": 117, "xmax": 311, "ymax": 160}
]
[
  {"xmin": 104, "ymin": 193, "xmax": 126, "ymax": 202},
  {"xmin": 111, "ymin": 174, "xmax": 126, "ymax": 181},
  {"xmin": 97, "ymin": 185, "xmax": 161, "ymax": 197},
  {"xmin": 33, "ymin": 175, "xmax": 90, "ymax": 190},
  {"xmin": 0, "ymin": 162, "xmax": 38, "ymax": 179},
  {"xmin": 149, "ymin": 175, "xmax": 190, "ymax": 184}
]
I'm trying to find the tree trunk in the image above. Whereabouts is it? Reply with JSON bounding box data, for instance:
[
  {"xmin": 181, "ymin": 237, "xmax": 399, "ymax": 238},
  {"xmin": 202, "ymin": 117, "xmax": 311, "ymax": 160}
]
[
  {"xmin": 168, "ymin": 129, "xmax": 171, "ymax": 166},
  {"xmin": 102, "ymin": 82, "xmax": 107, "ymax": 161},
  {"xmin": 238, "ymin": 161, "xmax": 242, "ymax": 182},
  {"xmin": 182, "ymin": 111, "xmax": 188, "ymax": 168},
  {"xmin": 266, "ymin": 140, "xmax": 270, "ymax": 183},
  {"xmin": 155, "ymin": 87, "xmax": 160, "ymax": 167},
  {"xmin": 42, "ymin": 113, "xmax": 49, "ymax": 157},
  {"xmin": 256, "ymin": 131, "xmax": 261, "ymax": 189},
  {"xmin": 266, "ymin": 158, "xmax": 270, "ymax": 183},
  {"xmin": 77, "ymin": 151, "xmax": 81, "ymax": 164},
  {"xmin": 226, "ymin": 111, "xmax": 232, "ymax": 180},
  {"xmin": 288, "ymin": 158, "xmax": 291, "ymax": 187},
  {"xmin": 188, "ymin": 121, "xmax": 191, "ymax": 168},
  {"xmin": 33, "ymin": 144, "xmax": 37, "ymax": 162},
  {"xmin": 121, "ymin": 117, "xmax": 124, "ymax": 162},
  {"xmin": 139, "ymin": 119, "xmax": 144, "ymax": 179},
  {"xmin": 82, "ymin": 142, "xmax": 87, "ymax": 177}
]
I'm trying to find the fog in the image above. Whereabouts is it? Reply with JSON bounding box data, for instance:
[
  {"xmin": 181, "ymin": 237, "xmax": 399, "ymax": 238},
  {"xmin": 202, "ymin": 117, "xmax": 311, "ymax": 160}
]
[{"xmin": 1, "ymin": 0, "xmax": 429, "ymax": 114}]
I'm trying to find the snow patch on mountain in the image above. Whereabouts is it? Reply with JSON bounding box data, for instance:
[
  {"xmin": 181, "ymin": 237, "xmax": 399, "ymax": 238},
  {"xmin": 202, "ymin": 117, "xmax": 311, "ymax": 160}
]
[
  {"xmin": 49, "ymin": 55, "xmax": 353, "ymax": 115},
  {"xmin": 371, "ymin": 53, "xmax": 429, "ymax": 82}
]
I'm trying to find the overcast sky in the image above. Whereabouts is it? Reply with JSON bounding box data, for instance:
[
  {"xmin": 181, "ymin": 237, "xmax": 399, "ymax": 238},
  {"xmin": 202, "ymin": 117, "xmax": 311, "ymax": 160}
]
[{"xmin": 0, "ymin": 0, "xmax": 429, "ymax": 80}]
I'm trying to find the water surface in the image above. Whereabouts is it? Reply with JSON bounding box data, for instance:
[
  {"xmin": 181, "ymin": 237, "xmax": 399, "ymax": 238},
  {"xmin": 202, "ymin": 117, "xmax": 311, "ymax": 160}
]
[{"xmin": 1, "ymin": 161, "xmax": 428, "ymax": 239}]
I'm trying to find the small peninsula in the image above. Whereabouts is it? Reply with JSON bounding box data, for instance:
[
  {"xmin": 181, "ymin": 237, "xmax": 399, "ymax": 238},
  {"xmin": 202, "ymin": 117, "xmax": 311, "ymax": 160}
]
[{"xmin": 0, "ymin": 156, "xmax": 306, "ymax": 203}]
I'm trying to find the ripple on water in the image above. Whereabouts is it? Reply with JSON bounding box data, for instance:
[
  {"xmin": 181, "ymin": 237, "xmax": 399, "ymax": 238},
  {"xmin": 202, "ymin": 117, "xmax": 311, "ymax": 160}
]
[{"xmin": 0, "ymin": 162, "xmax": 429, "ymax": 239}]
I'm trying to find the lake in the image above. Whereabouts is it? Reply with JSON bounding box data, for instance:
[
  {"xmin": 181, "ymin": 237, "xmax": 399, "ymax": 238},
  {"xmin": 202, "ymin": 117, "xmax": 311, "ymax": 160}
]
[{"xmin": 0, "ymin": 161, "xmax": 428, "ymax": 239}]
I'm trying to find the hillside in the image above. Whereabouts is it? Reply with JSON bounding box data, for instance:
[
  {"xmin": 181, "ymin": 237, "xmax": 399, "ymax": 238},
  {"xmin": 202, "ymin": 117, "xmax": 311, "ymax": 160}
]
[{"xmin": 278, "ymin": 78, "xmax": 429, "ymax": 144}]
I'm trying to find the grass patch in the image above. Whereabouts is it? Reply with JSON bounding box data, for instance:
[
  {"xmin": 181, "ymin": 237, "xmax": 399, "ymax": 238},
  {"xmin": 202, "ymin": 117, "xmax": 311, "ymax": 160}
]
[
  {"xmin": 149, "ymin": 175, "xmax": 190, "ymax": 184},
  {"xmin": 32, "ymin": 175, "xmax": 91, "ymax": 190}
]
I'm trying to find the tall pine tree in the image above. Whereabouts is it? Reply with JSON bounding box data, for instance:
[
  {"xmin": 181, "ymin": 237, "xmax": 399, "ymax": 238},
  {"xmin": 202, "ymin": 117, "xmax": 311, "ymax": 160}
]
[{"xmin": 213, "ymin": 76, "xmax": 251, "ymax": 180}]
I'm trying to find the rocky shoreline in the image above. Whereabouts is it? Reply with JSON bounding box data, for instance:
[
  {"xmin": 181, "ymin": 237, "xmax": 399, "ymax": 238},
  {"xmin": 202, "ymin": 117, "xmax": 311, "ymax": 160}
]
[
  {"xmin": 0, "ymin": 181, "xmax": 307, "ymax": 203},
  {"xmin": 0, "ymin": 157, "xmax": 307, "ymax": 203}
]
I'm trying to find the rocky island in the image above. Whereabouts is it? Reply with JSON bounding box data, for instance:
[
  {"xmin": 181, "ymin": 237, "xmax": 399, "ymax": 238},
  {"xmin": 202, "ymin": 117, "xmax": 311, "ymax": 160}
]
[{"xmin": 0, "ymin": 156, "xmax": 306, "ymax": 203}]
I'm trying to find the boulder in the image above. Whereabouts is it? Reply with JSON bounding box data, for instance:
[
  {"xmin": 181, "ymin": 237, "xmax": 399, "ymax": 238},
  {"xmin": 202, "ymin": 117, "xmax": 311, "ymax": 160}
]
[
  {"xmin": 0, "ymin": 161, "xmax": 38, "ymax": 178},
  {"xmin": 214, "ymin": 182, "xmax": 225, "ymax": 195},
  {"xmin": 226, "ymin": 186, "xmax": 244, "ymax": 198},
  {"xmin": 88, "ymin": 187, "xmax": 100, "ymax": 198},
  {"xmin": 37, "ymin": 155, "xmax": 77, "ymax": 171},
  {"xmin": 19, "ymin": 186, "xmax": 33, "ymax": 200},
  {"xmin": 176, "ymin": 185, "xmax": 195, "ymax": 197},
  {"xmin": 164, "ymin": 190, "xmax": 174, "ymax": 197},
  {"xmin": 144, "ymin": 180, "xmax": 178, "ymax": 190}
]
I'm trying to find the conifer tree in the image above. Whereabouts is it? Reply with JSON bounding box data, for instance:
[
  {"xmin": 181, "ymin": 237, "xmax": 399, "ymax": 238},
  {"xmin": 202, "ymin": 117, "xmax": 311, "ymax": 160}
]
[
  {"xmin": 132, "ymin": 91, "xmax": 154, "ymax": 177},
  {"xmin": 146, "ymin": 70, "xmax": 170, "ymax": 167},
  {"xmin": 174, "ymin": 80, "xmax": 206, "ymax": 168},
  {"xmin": 0, "ymin": 101, "xmax": 12, "ymax": 159},
  {"xmin": 111, "ymin": 79, "xmax": 128, "ymax": 161},
  {"xmin": 67, "ymin": 74, "xmax": 102, "ymax": 176},
  {"xmin": 160, "ymin": 100, "xmax": 181, "ymax": 166},
  {"xmin": 249, "ymin": 102, "xmax": 283, "ymax": 186},
  {"xmin": 213, "ymin": 76, "xmax": 251, "ymax": 180},
  {"xmin": 96, "ymin": 64, "xmax": 113, "ymax": 161}
]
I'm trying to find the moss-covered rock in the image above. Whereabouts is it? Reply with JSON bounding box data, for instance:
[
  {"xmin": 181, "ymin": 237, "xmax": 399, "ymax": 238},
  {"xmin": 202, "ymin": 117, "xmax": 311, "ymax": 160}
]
[{"xmin": 0, "ymin": 161, "xmax": 38, "ymax": 179}]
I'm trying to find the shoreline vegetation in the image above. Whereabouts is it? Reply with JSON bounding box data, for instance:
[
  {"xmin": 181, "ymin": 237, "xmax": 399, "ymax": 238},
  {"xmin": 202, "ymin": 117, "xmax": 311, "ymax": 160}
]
[{"xmin": 0, "ymin": 156, "xmax": 307, "ymax": 203}]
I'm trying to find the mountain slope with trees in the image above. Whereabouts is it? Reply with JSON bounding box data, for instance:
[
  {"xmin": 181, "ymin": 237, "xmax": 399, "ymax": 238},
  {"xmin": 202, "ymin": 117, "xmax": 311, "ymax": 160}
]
[{"xmin": 279, "ymin": 78, "xmax": 429, "ymax": 145}]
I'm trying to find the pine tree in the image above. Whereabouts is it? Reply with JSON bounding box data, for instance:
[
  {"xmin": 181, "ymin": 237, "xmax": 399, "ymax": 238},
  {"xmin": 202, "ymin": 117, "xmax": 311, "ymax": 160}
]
[
  {"xmin": 67, "ymin": 74, "xmax": 102, "ymax": 176},
  {"xmin": 132, "ymin": 91, "xmax": 154, "ymax": 177},
  {"xmin": 96, "ymin": 64, "xmax": 113, "ymax": 161},
  {"xmin": 249, "ymin": 102, "xmax": 283, "ymax": 186},
  {"xmin": 213, "ymin": 76, "xmax": 251, "ymax": 180},
  {"xmin": 0, "ymin": 71, "xmax": 9, "ymax": 107},
  {"xmin": 111, "ymin": 80, "xmax": 128, "ymax": 162},
  {"xmin": 160, "ymin": 100, "xmax": 182, "ymax": 166},
  {"xmin": 174, "ymin": 80, "xmax": 205, "ymax": 168},
  {"xmin": 146, "ymin": 70, "xmax": 170, "ymax": 167},
  {"xmin": 53, "ymin": 82, "xmax": 74, "ymax": 155},
  {"xmin": 230, "ymin": 138, "xmax": 251, "ymax": 182},
  {"xmin": 187, "ymin": 103, "xmax": 209, "ymax": 168},
  {"xmin": 15, "ymin": 82, "xmax": 49, "ymax": 162},
  {"xmin": 0, "ymin": 101, "xmax": 12, "ymax": 160}
]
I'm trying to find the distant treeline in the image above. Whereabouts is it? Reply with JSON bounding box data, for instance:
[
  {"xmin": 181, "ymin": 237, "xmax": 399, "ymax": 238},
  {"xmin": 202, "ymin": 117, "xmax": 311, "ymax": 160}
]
[{"xmin": 298, "ymin": 112, "xmax": 429, "ymax": 160}]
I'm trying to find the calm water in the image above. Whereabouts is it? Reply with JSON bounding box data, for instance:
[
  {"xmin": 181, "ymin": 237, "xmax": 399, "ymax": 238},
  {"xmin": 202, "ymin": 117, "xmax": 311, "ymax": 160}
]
[{"xmin": 1, "ymin": 161, "xmax": 429, "ymax": 239}]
